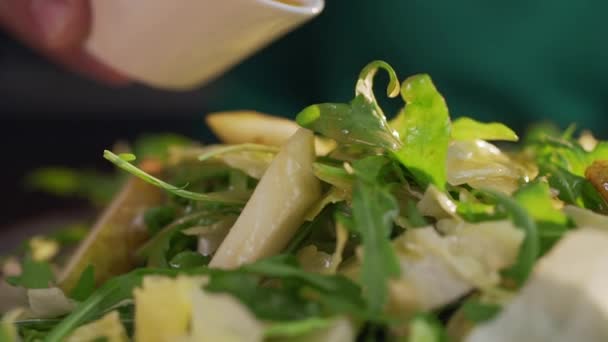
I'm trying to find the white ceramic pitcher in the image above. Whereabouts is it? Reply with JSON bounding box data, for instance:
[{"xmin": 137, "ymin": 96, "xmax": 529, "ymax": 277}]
[{"xmin": 85, "ymin": 0, "xmax": 324, "ymax": 90}]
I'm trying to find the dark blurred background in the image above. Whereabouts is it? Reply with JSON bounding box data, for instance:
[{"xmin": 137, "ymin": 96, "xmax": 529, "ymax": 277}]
[{"xmin": 2, "ymin": 0, "xmax": 608, "ymax": 231}]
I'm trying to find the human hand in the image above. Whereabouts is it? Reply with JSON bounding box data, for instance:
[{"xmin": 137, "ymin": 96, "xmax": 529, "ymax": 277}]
[{"xmin": 0, "ymin": 0, "xmax": 130, "ymax": 85}]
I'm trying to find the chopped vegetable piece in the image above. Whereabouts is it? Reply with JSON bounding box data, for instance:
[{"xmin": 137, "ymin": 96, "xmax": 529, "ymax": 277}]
[
  {"xmin": 466, "ymin": 228, "xmax": 608, "ymax": 342},
  {"xmin": 210, "ymin": 129, "xmax": 321, "ymax": 269},
  {"xmin": 59, "ymin": 177, "xmax": 162, "ymax": 292},
  {"xmin": 27, "ymin": 287, "xmax": 75, "ymax": 318}
]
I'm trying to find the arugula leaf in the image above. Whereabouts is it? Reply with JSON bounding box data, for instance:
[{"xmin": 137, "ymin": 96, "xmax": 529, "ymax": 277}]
[
  {"xmin": 206, "ymin": 271, "xmax": 320, "ymax": 321},
  {"xmin": 168, "ymin": 251, "xmax": 210, "ymax": 269},
  {"xmin": 461, "ymin": 298, "xmax": 501, "ymax": 322},
  {"xmin": 296, "ymin": 61, "xmax": 402, "ymax": 151},
  {"xmin": 514, "ymin": 181, "xmax": 572, "ymax": 254},
  {"xmin": 143, "ymin": 205, "xmax": 178, "ymax": 235},
  {"xmin": 207, "ymin": 255, "xmax": 366, "ymax": 322},
  {"xmin": 404, "ymin": 201, "xmax": 429, "ymax": 228},
  {"xmin": 536, "ymin": 157, "xmax": 606, "ymax": 211},
  {"xmin": 6, "ymin": 256, "xmax": 54, "ymax": 289},
  {"xmin": 313, "ymin": 162, "xmax": 354, "ymax": 190},
  {"xmin": 451, "ymin": 117, "xmax": 518, "ymax": 142},
  {"xmin": 242, "ymin": 255, "xmax": 357, "ymax": 294},
  {"xmin": 350, "ymin": 156, "xmax": 400, "ymax": 315},
  {"xmin": 136, "ymin": 211, "xmax": 220, "ymax": 268},
  {"xmin": 69, "ymin": 265, "xmax": 95, "ymax": 302},
  {"xmin": 392, "ymin": 74, "xmax": 451, "ymax": 191},
  {"xmin": 104, "ymin": 150, "xmax": 246, "ymax": 205},
  {"xmin": 483, "ymin": 190, "xmax": 539, "ymax": 286}
]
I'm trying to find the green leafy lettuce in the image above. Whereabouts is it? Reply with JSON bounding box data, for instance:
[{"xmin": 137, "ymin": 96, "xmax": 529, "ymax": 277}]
[
  {"xmin": 451, "ymin": 117, "xmax": 518, "ymax": 142},
  {"xmin": 391, "ymin": 74, "xmax": 451, "ymax": 191}
]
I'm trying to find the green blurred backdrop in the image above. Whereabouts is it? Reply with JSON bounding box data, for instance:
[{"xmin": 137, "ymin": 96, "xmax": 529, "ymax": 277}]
[{"xmin": 204, "ymin": 0, "xmax": 608, "ymax": 135}]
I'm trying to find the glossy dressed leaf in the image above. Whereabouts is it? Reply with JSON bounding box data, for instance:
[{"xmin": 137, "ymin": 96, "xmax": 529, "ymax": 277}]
[
  {"xmin": 392, "ymin": 74, "xmax": 451, "ymax": 191},
  {"xmin": 296, "ymin": 61, "xmax": 401, "ymax": 151},
  {"xmin": 451, "ymin": 117, "xmax": 518, "ymax": 142},
  {"xmin": 168, "ymin": 251, "xmax": 210, "ymax": 269}
]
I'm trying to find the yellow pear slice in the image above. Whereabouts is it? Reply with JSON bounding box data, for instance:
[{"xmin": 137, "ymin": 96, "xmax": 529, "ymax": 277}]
[
  {"xmin": 59, "ymin": 176, "xmax": 162, "ymax": 292},
  {"xmin": 466, "ymin": 228, "xmax": 608, "ymax": 342},
  {"xmin": 206, "ymin": 110, "xmax": 336, "ymax": 155},
  {"xmin": 210, "ymin": 128, "xmax": 321, "ymax": 269}
]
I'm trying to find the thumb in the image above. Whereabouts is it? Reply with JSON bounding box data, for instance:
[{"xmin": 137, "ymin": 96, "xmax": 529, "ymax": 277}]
[
  {"xmin": 0, "ymin": 0, "xmax": 130, "ymax": 85},
  {"xmin": 0, "ymin": 0, "xmax": 90, "ymax": 50}
]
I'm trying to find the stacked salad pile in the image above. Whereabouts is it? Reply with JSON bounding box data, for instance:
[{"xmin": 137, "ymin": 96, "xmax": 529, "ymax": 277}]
[{"xmin": 3, "ymin": 61, "xmax": 608, "ymax": 342}]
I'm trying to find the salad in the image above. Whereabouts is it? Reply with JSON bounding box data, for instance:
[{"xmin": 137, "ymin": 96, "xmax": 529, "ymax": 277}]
[{"xmin": 3, "ymin": 61, "xmax": 608, "ymax": 342}]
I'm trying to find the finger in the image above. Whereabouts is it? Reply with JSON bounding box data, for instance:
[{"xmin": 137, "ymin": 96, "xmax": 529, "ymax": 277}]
[
  {"xmin": 0, "ymin": 0, "xmax": 86, "ymax": 50},
  {"xmin": 0, "ymin": 0, "xmax": 130, "ymax": 85},
  {"xmin": 29, "ymin": 0, "xmax": 90, "ymax": 50}
]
